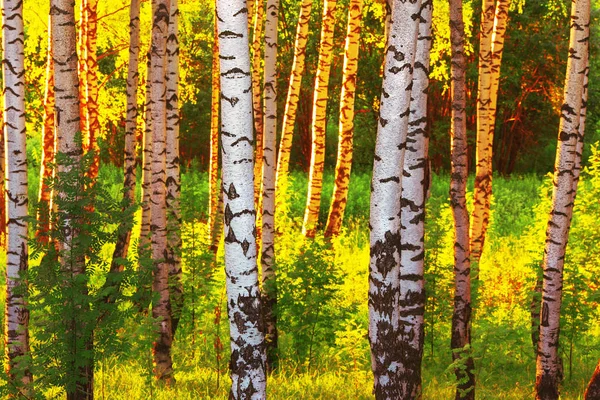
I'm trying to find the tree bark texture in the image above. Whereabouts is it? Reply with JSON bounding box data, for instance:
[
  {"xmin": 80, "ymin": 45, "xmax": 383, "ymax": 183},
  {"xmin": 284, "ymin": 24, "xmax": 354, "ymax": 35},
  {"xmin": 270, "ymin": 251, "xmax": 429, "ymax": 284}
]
[
  {"xmin": 302, "ymin": 0, "xmax": 337, "ymax": 238},
  {"xmin": 110, "ymin": 0, "xmax": 141, "ymax": 277},
  {"xmin": 217, "ymin": 1, "xmax": 267, "ymax": 397},
  {"xmin": 396, "ymin": 1, "xmax": 432, "ymax": 397},
  {"xmin": 208, "ymin": 13, "xmax": 221, "ymax": 251},
  {"xmin": 449, "ymin": 1, "xmax": 475, "ymax": 398},
  {"xmin": 260, "ymin": 0, "xmax": 280, "ymax": 371},
  {"xmin": 324, "ymin": 0, "xmax": 364, "ymax": 238},
  {"xmin": 275, "ymin": 0, "xmax": 313, "ymax": 200},
  {"xmin": 368, "ymin": 0, "xmax": 421, "ymax": 398},
  {"xmin": 3, "ymin": 0, "xmax": 32, "ymax": 392},
  {"xmin": 140, "ymin": 57, "xmax": 153, "ymax": 255},
  {"xmin": 471, "ymin": 0, "xmax": 511, "ymax": 263},
  {"xmin": 250, "ymin": 0, "xmax": 265, "ymax": 209},
  {"xmin": 149, "ymin": 0, "xmax": 174, "ymax": 383},
  {"xmin": 165, "ymin": 0, "xmax": 183, "ymax": 337},
  {"xmin": 586, "ymin": 360, "xmax": 600, "ymax": 400},
  {"xmin": 535, "ymin": 1, "xmax": 590, "ymax": 398},
  {"xmin": 37, "ymin": 16, "xmax": 56, "ymax": 243},
  {"xmin": 51, "ymin": 0, "xmax": 93, "ymax": 397}
]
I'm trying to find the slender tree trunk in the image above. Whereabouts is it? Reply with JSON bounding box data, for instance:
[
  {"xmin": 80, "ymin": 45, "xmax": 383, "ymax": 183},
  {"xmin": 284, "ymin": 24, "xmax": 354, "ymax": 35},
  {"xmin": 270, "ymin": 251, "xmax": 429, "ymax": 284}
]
[
  {"xmin": 302, "ymin": 0, "xmax": 337, "ymax": 238},
  {"xmin": 84, "ymin": 0, "xmax": 100, "ymax": 182},
  {"xmin": 324, "ymin": 0, "xmax": 364, "ymax": 238},
  {"xmin": 397, "ymin": 1, "xmax": 432, "ymax": 396},
  {"xmin": 78, "ymin": 0, "xmax": 89, "ymax": 145},
  {"xmin": 0, "ymin": 100, "xmax": 4, "ymax": 248},
  {"xmin": 208, "ymin": 13, "xmax": 221, "ymax": 250},
  {"xmin": 471, "ymin": 0, "xmax": 511, "ymax": 263},
  {"xmin": 251, "ymin": 0, "xmax": 265, "ymax": 209},
  {"xmin": 275, "ymin": 0, "xmax": 313, "ymax": 198},
  {"xmin": 3, "ymin": 0, "xmax": 32, "ymax": 393},
  {"xmin": 261, "ymin": 0, "xmax": 280, "ymax": 371},
  {"xmin": 149, "ymin": 0, "xmax": 174, "ymax": 383},
  {"xmin": 51, "ymin": 1, "xmax": 93, "ymax": 397},
  {"xmin": 535, "ymin": 1, "xmax": 589, "ymax": 398},
  {"xmin": 38, "ymin": 17, "xmax": 56, "ymax": 243},
  {"xmin": 217, "ymin": 1, "xmax": 267, "ymax": 397},
  {"xmin": 368, "ymin": 0, "xmax": 421, "ymax": 398},
  {"xmin": 585, "ymin": 361, "xmax": 600, "ymax": 400},
  {"xmin": 109, "ymin": 0, "xmax": 141, "ymax": 283},
  {"xmin": 165, "ymin": 0, "xmax": 183, "ymax": 337},
  {"xmin": 449, "ymin": 1, "xmax": 475, "ymax": 398}
]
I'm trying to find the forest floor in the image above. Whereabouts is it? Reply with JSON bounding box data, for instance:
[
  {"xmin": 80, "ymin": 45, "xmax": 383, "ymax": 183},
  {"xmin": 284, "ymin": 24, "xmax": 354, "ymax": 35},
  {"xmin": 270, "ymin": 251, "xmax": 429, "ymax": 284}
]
[{"xmin": 3, "ymin": 164, "xmax": 600, "ymax": 399}]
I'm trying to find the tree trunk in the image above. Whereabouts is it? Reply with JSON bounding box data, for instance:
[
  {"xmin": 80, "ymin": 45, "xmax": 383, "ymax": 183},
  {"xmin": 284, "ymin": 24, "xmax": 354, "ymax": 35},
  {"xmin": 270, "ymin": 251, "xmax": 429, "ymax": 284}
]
[
  {"xmin": 449, "ymin": 1, "xmax": 475, "ymax": 398},
  {"xmin": 165, "ymin": 0, "xmax": 183, "ymax": 337},
  {"xmin": 37, "ymin": 17, "xmax": 56, "ymax": 243},
  {"xmin": 208, "ymin": 13, "xmax": 221, "ymax": 251},
  {"xmin": 535, "ymin": 1, "xmax": 589, "ymax": 398},
  {"xmin": 368, "ymin": 0, "xmax": 421, "ymax": 398},
  {"xmin": 108, "ymin": 0, "xmax": 141, "ymax": 297},
  {"xmin": 585, "ymin": 361, "xmax": 600, "ymax": 400},
  {"xmin": 471, "ymin": 0, "xmax": 511, "ymax": 263},
  {"xmin": 251, "ymin": 0, "xmax": 265, "ymax": 209},
  {"xmin": 83, "ymin": 0, "xmax": 100, "ymax": 181},
  {"xmin": 217, "ymin": 1, "xmax": 267, "ymax": 397},
  {"xmin": 397, "ymin": 1, "xmax": 432, "ymax": 396},
  {"xmin": 324, "ymin": 0, "xmax": 364, "ymax": 238},
  {"xmin": 0, "ymin": 100, "xmax": 4, "ymax": 248},
  {"xmin": 261, "ymin": 0, "xmax": 280, "ymax": 371},
  {"xmin": 275, "ymin": 0, "xmax": 313, "ymax": 200},
  {"xmin": 302, "ymin": 0, "xmax": 337, "ymax": 238},
  {"xmin": 3, "ymin": 0, "xmax": 32, "ymax": 393},
  {"xmin": 51, "ymin": 0, "xmax": 93, "ymax": 397},
  {"xmin": 149, "ymin": 0, "xmax": 174, "ymax": 383}
]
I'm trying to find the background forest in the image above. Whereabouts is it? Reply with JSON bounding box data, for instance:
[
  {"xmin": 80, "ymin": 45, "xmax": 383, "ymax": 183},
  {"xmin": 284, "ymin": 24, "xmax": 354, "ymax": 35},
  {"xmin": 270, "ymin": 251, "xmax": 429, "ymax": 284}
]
[{"xmin": 1, "ymin": 0, "xmax": 600, "ymax": 399}]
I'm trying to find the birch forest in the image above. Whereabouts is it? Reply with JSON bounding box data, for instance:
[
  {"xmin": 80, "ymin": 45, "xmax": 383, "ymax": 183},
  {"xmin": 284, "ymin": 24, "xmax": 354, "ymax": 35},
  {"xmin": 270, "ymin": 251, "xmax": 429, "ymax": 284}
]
[{"xmin": 2, "ymin": 0, "xmax": 600, "ymax": 399}]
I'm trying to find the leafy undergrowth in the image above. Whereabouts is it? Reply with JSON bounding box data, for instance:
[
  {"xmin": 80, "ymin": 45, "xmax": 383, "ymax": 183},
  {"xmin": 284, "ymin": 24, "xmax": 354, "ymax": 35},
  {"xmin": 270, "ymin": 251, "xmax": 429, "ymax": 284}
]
[{"xmin": 3, "ymin": 152, "xmax": 600, "ymax": 398}]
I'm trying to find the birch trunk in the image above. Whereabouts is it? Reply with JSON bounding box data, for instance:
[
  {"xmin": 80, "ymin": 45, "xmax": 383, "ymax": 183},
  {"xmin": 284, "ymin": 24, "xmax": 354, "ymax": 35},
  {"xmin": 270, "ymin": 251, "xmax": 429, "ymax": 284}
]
[
  {"xmin": 3, "ymin": 0, "xmax": 32, "ymax": 391},
  {"xmin": 165, "ymin": 0, "xmax": 183, "ymax": 336},
  {"xmin": 449, "ymin": 1, "xmax": 475, "ymax": 398},
  {"xmin": 251, "ymin": 0, "xmax": 265, "ymax": 208},
  {"xmin": 217, "ymin": 1, "xmax": 267, "ymax": 397},
  {"xmin": 471, "ymin": 0, "xmax": 511, "ymax": 263},
  {"xmin": 37, "ymin": 17, "xmax": 56, "ymax": 243},
  {"xmin": 208, "ymin": 13, "xmax": 221, "ymax": 250},
  {"xmin": 397, "ymin": 1, "xmax": 432, "ymax": 396},
  {"xmin": 51, "ymin": 0, "xmax": 93, "ymax": 397},
  {"xmin": 149, "ymin": 0, "xmax": 174, "ymax": 383},
  {"xmin": 324, "ymin": 0, "xmax": 364, "ymax": 238},
  {"xmin": 275, "ymin": 0, "xmax": 313, "ymax": 199},
  {"xmin": 302, "ymin": 0, "xmax": 337, "ymax": 238},
  {"xmin": 109, "ymin": 0, "xmax": 141, "ymax": 280},
  {"xmin": 535, "ymin": 1, "xmax": 590, "ymax": 398},
  {"xmin": 84, "ymin": 0, "xmax": 100, "ymax": 182},
  {"xmin": 261, "ymin": 0, "xmax": 280, "ymax": 370},
  {"xmin": 368, "ymin": 0, "xmax": 421, "ymax": 397}
]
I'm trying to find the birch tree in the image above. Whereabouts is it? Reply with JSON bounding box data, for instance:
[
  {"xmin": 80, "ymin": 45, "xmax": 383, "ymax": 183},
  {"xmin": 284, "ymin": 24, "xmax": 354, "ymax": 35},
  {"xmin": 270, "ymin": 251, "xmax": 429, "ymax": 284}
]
[
  {"xmin": 535, "ymin": 0, "xmax": 590, "ymax": 398},
  {"xmin": 109, "ymin": 0, "xmax": 140, "ymax": 279},
  {"xmin": 302, "ymin": 0, "xmax": 337, "ymax": 238},
  {"xmin": 208, "ymin": 13, "xmax": 221, "ymax": 250},
  {"xmin": 397, "ymin": 0, "xmax": 432, "ymax": 395},
  {"xmin": 251, "ymin": 0, "xmax": 265, "ymax": 207},
  {"xmin": 165, "ymin": 0, "xmax": 183, "ymax": 336},
  {"xmin": 3, "ymin": 0, "xmax": 32, "ymax": 391},
  {"xmin": 471, "ymin": 0, "xmax": 512, "ymax": 263},
  {"xmin": 217, "ymin": 0, "xmax": 267, "ymax": 396},
  {"xmin": 37, "ymin": 17, "xmax": 56, "ymax": 242},
  {"xmin": 325, "ymin": 0, "xmax": 364, "ymax": 238},
  {"xmin": 449, "ymin": 0, "xmax": 475, "ymax": 397},
  {"xmin": 51, "ymin": 0, "xmax": 93, "ymax": 396},
  {"xmin": 368, "ymin": 0, "xmax": 421, "ymax": 397},
  {"xmin": 149, "ymin": 0, "xmax": 174, "ymax": 382},
  {"xmin": 275, "ymin": 0, "xmax": 313, "ymax": 198},
  {"xmin": 261, "ymin": 0, "xmax": 280, "ymax": 370}
]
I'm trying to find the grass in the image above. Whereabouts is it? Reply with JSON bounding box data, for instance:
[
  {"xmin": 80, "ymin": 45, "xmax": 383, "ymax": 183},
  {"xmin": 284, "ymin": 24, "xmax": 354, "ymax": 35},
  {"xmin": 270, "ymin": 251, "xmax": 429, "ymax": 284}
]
[{"xmin": 2, "ymin": 163, "xmax": 600, "ymax": 399}]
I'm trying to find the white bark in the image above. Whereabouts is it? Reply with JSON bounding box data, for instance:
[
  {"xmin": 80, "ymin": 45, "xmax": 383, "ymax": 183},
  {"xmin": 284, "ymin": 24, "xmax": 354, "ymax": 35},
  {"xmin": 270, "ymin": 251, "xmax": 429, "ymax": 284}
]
[{"xmin": 217, "ymin": 0, "xmax": 267, "ymax": 398}]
